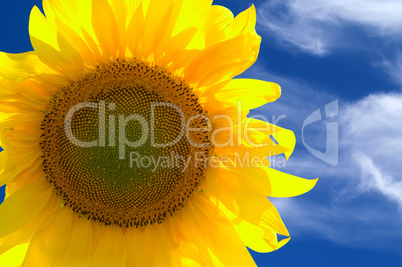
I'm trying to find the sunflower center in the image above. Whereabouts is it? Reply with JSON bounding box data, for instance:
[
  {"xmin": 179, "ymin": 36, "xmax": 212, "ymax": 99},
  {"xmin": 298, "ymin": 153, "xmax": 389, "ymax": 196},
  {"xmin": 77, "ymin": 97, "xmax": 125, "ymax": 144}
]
[{"xmin": 40, "ymin": 59, "xmax": 212, "ymax": 227}]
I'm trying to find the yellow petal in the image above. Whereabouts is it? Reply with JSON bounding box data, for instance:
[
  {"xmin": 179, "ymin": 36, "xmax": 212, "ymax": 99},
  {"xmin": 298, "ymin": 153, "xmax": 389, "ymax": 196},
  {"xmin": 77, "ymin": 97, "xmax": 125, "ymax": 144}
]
[
  {"xmin": 43, "ymin": 0, "xmax": 101, "ymax": 64},
  {"xmin": 204, "ymin": 5, "xmax": 234, "ymax": 46},
  {"xmin": 0, "ymin": 192, "xmax": 61, "ymax": 256},
  {"xmin": 141, "ymin": 0, "xmax": 175, "ymax": 59},
  {"xmin": 0, "ymin": 180, "xmax": 53, "ymax": 238},
  {"xmin": 0, "ymin": 137, "xmax": 41, "ymax": 187},
  {"xmin": 126, "ymin": 2, "xmax": 145, "ymax": 57},
  {"xmin": 91, "ymin": 0, "xmax": 120, "ymax": 60},
  {"xmin": 183, "ymin": 194, "xmax": 256, "ymax": 266},
  {"xmin": 180, "ymin": 243, "xmax": 208, "ymax": 267},
  {"xmin": 214, "ymin": 118, "xmax": 295, "ymax": 160},
  {"xmin": 0, "ymin": 112, "xmax": 42, "ymax": 130},
  {"xmin": 93, "ymin": 227, "xmax": 126, "ymax": 267},
  {"xmin": 211, "ymin": 117, "xmax": 293, "ymax": 161},
  {"xmin": 122, "ymin": 0, "xmax": 142, "ymax": 21},
  {"xmin": 204, "ymin": 79, "xmax": 281, "ymax": 112},
  {"xmin": 42, "ymin": 0, "xmax": 79, "ymax": 30},
  {"xmin": 56, "ymin": 32, "xmax": 85, "ymax": 76},
  {"xmin": 203, "ymin": 184, "xmax": 289, "ymax": 253},
  {"xmin": 224, "ymin": 4, "xmax": 256, "ymax": 38},
  {"xmin": 22, "ymin": 208, "xmax": 74, "ymax": 267},
  {"xmin": 89, "ymin": 221, "xmax": 103, "ymax": 263},
  {"xmin": 272, "ymin": 125, "xmax": 296, "ymax": 160},
  {"xmin": 110, "ymin": 0, "xmax": 128, "ymax": 56},
  {"xmin": 0, "ymin": 243, "xmax": 29, "ymax": 267},
  {"xmin": 0, "ymin": 79, "xmax": 50, "ymax": 110},
  {"xmin": 216, "ymin": 158, "xmax": 318, "ymax": 198},
  {"xmin": 125, "ymin": 228, "xmax": 151, "ymax": 266},
  {"xmin": 29, "ymin": 6, "xmax": 58, "ymax": 51},
  {"xmin": 230, "ymin": 206, "xmax": 290, "ymax": 253},
  {"xmin": 0, "ymin": 52, "xmax": 54, "ymax": 82},
  {"xmin": 157, "ymin": 27, "xmax": 198, "ymax": 69},
  {"xmin": 172, "ymin": 0, "xmax": 212, "ymax": 39},
  {"xmin": 264, "ymin": 167, "xmax": 318, "ymax": 197},
  {"xmin": 54, "ymin": 18, "xmax": 97, "ymax": 67},
  {"xmin": 184, "ymin": 30, "xmax": 261, "ymax": 87},
  {"xmin": 143, "ymin": 224, "xmax": 176, "ymax": 267},
  {"xmin": 58, "ymin": 218, "xmax": 93, "ymax": 267},
  {"xmin": 29, "ymin": 6, "xmax": 83, "ymax": 80},
  {"xmin": 0, "ymin": 78, "xmax": 14, "ymax": 98},
  {"xmin": 4, "ymin": 160, "xmax": 42, "ymax": 196},
  {"xmin": 205, "ymin": 167, "xmax": 288, "ymax": 234}
]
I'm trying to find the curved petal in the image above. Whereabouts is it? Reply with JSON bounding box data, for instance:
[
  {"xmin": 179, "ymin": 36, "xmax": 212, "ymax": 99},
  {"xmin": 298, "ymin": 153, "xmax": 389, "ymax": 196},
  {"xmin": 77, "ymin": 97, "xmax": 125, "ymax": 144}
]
[
  {"xmin": 204, "ymin": 166, "xmax": 288, "ymax": 234},
  {"xmin": 5, "ymin": 161, "xmax": 44, "ymax": 200},
  {"xmin": 184, "ymin": 30, "xmax": 261, "ymax": 88},
  {"xmin": 0, "ymin": 243, "xmax": 29, "ymax": 267},
  {"xmin": 235, "ymin": 219, "xmax": 290, "ymax": 253},
  {"xmin": 211, "ymin": 117, "xmax": 294, "ymax": 160},
  {"xmin": 172, "ymin": 0, "xmax": 213, "ymax": 40},
  {"xmin": 126, "ymin": 2, "xmax": 145, "ymax": 58},
  {"xmin": 263, "ymin": 167, "xmax": 319, "ymax": 198},
  {"xmin": 125, "ymin": 228, "xmax": 152, "ymax": 266},
  {"xmin": 58, "ymin": 217, "xmax": 94, "ymax": 266},
  {"xmin": 43, "ymin": 0, "xmax": 103, "ymax": 65},
  {"xmin": 215, "ymin": 199, "xmax": 290, "ymax": 253},
  {"xmin": 110, "ymin": 0, "xmax": 128, "ymax": 56},
  {"xmin": 204, "ymin": 5, "xmax": 234, "ymax": 46},
  {"xmin": 0, "ymin": 192, "xmax": 61, "ymax": 256},
  {"xmin": 0, "ymin": 135, "xmax": 42, "ymax": 187},
  {"xmin": 203, "ymin": 79, "xmax": 281, "ymax": 112},
  {"xmin": 0, "ymin": 180, "xmax": 53, "ymax": 238},
  {"xmin": 143, "ymin": 224, "xmax": 177, "ymax": 267},
  {"xmin": 42, "ymin": 0, "xmax": 79, "ymax": 30},
  {"xmin": 22, "ymin": 208, "xmax": 74, "ymax": 267},
  {"xmin": 272, "ymin": 125, "xmax": 296, "ymax": 160},
  {"xmin": 224, "ymin": 4, "xmax": 256, "ymax": 39},
  {"xmin": 140, "ymin": 0, "xmax": 176, "ymax": 60},
  {"xmin": 29, "ymin": 6, "xmax": 84, "ymax": 81},
  {"xmin": 93, "ymin": 226, "xmax": 126, "ymax": 267},
  {"xmin": 0, "ymin": 52, "xmax": 54, "ymax": 82},
  {"xmin": 180, "ymin": 243, "xmax": 207, "ymax": 267},
  {"xmin": 54, "ymin": 18, "xmax": 97, "ymax": 68},
  {"xmin": 91, "ymin": 0, "xmax": 120, "ymax": 60},
  {"xmin": 182, "ymin": 194, "xmax": 256, "ymax": 266},
  {"xmin": 0, "ymin": 79, "xmax": 52, "ymax": 110}
]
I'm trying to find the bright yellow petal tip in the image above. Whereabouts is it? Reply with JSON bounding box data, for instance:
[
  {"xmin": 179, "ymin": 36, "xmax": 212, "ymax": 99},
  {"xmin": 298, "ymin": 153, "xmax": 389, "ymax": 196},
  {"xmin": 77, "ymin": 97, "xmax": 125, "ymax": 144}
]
[{"xmin": 0, "ymin": 243, "xmax": 29, "ymax": 267}]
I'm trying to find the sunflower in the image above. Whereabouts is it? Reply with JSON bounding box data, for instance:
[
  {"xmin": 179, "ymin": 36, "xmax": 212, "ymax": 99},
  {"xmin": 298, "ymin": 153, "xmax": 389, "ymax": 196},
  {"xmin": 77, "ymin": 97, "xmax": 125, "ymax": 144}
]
[{"xmin": 0, "ymin": 0, "xmax": 317, "ymax": 266}]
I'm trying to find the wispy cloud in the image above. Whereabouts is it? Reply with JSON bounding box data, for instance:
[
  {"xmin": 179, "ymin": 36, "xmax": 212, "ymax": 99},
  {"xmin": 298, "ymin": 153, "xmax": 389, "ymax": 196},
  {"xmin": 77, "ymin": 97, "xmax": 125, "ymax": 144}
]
[
  {"xmin": 292, "ymin": 92, "xmax": 402, "ymax": 248},
  {"xmin": 271, "ymin": 196, "xmax": 402, "ymax": 248},
  {"xmin": 355, "ymin": 153, "xmax": 402, "ymax": 205},
  {"xmin": 257, "ymin": 0, "xmax": 402, "ymax": 55},
  {"xmin": 342, "ymin": 93, "xmax": 402, "ymax": 205},
  {"xmin": 375, "ymin": 50, "xmax": 402, "ymax": 86}
]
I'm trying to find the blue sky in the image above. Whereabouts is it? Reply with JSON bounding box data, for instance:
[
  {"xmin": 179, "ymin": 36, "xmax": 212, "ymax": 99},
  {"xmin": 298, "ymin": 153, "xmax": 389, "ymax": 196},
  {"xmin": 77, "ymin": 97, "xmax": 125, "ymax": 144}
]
[{"xmin": 1, "ymin": 0, "xmax": 402, "ymax": 266}]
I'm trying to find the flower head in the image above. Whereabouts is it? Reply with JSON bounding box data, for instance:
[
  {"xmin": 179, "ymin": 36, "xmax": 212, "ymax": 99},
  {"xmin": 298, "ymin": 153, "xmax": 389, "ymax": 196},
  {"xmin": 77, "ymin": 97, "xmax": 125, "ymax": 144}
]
[{"xmin": 0, "ymin": 0, "xmax": 317, "ymax": 266}]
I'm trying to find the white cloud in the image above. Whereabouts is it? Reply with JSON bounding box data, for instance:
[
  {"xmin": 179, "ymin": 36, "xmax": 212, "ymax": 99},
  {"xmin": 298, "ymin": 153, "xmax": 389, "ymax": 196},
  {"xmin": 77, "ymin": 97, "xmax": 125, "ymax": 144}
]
[
  {"xmin": 342, "ymin": 93, "xmax": 402, "ymax": 205},
  {"xmin": 257, "ymin": 0, "xmax": 402, "ymax": 55},
  {"xmin": 355, "ymin": 153, "xmax": 402, "ymax": 205}
]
